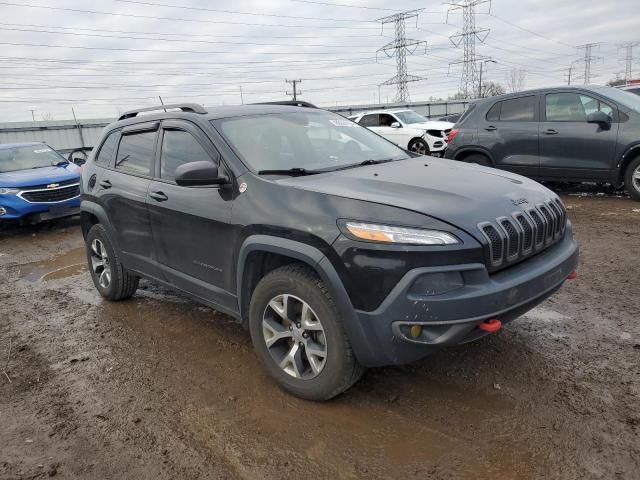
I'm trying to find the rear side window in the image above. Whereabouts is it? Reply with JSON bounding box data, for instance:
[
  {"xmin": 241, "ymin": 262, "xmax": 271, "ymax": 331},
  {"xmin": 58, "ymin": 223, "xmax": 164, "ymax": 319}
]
[
  {"xmin": 359, "ymin": 114, "xmax": 379, "ymax": 127},
  {"xmin": 486, "ymin": 102, "xmax": 500, "ymax": 121},
  {"xmin": 115, "ymin": 131, "xmax": 156, "ymax": 176},
  {"xmin": 160, "ymin": 130, "xmax": 213, "ymax": 182},
  {"xmin": 499, "ymin": 96, "xmax": 536, "ymax": 121},
  {"xmin": 95, "ymin": 130, "xmax": 119, "ymax": 165}
]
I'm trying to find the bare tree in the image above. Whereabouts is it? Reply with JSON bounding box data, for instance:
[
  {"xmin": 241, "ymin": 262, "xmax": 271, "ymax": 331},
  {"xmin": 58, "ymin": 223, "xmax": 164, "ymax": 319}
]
[
  {"xmin": 481, "ymin": 81, "xmax": 506, "ymax": 97},
  {"xmin": 505, "ymin": 69, "xmax": 526, "ymax": 93},
  {"xmin": 40, "ymin": 112, "xmax": 55, "ymax": 121}
]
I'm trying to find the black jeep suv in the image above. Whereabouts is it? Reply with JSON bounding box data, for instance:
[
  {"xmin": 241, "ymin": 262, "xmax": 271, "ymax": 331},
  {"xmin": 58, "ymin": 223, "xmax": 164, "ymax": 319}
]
[
  {"xmin": 80, "ymin": 103, "xmax": 578, "ymax": 400},
  {"xmin": 444, "ymin": 86, "xmax": 640, "ymax": 199}
]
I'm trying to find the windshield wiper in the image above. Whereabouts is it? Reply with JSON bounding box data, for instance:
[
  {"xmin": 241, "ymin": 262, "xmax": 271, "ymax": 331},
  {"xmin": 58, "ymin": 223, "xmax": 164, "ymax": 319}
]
[
  {"xmin": 257, "ymin": 167, "xmax": 322, "ymax": 176},
  {"xmin": 330, "ymin": 158, "xmax": 402, "ymax": 172}
]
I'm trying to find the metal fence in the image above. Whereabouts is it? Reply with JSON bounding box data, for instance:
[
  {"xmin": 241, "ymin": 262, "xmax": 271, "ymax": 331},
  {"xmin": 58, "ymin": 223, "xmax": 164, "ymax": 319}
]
[
  {"xmin": 0, "ymin": 118, "xmax": 112, "ymax": 154},
  {"xmin": 0, "ymin": 100, "xmax": 470, "ymax": 154}
]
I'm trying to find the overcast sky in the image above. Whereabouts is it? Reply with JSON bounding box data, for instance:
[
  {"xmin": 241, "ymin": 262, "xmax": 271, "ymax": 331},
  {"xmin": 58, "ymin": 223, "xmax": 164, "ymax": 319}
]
[{"xmin": 0, "ymin": 0, "xmax": 638, "ymax": 122}]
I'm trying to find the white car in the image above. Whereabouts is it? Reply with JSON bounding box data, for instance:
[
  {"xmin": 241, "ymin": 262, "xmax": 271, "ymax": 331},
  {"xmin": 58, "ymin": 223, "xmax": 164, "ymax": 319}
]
[{"xmin": 349, "ymin": 109, "xmax": 454, "ymax": 156}]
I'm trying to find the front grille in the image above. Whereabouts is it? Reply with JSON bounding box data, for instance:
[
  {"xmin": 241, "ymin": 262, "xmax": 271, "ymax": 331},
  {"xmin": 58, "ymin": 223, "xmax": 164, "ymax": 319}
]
[
  {"xmin": 479, "ymin": 198, "xmax": 567, "ymax": 270},
  {"xmin": 21, "ymin": 184, "xmax": 80, "ymax": 203},
  {"xmin": 19, "ymin": 178, "xmax": 78, "ymax": 191}
]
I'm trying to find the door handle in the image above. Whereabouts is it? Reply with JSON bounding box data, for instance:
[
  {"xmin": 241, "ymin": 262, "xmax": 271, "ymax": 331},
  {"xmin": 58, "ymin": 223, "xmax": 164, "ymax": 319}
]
[
  {"xmin": 98, "ymin": 179, "xmax": 112, "ymax": 189},
  {"xmin": 149, "ymin": 191, "xmax": 168, "ymax": 202},
  {"xmin": 543, "ymin": 129, "xmax": 558, "ymax": 135},
  {"xmin": 485, "ymin": 125, "xmax": 497, "ymax": 131}
]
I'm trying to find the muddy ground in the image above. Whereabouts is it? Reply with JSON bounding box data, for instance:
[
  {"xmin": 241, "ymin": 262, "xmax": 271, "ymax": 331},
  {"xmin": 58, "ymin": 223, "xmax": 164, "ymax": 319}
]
[{"xmin": 0, "ymin": 193, "xmax": 638, "ymax": 480}]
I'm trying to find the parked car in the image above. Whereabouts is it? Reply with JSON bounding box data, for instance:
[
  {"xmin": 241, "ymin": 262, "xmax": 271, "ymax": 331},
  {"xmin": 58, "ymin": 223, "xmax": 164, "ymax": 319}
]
[
  {"xmin": 0, "ymin": 142, "xmax": 81, "ymax": 223},
  {"xmin": 444, "ymin": 86, "xmax": 640, "ymax": 199},
  {"xmin": 349, "ymin": 109, "xmax": 454, "ymax": 156},
  {"xmin": 81, "ymin": 102, "xmax": 578, "ymax": 400},
  {"xmin": 620, "ymin": 84, "xmax": 640, "ymax": 96},
  {"xmin": 437, "ymin": 113, "xmax": 462, "ymax": 123}
]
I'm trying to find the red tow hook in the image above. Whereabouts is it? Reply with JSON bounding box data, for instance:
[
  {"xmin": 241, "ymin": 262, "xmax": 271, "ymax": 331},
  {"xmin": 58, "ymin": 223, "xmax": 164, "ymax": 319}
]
[
  {"xmin": 567, "ymin": 271, "xmax": 578, "ymax": 280},
  {"xmin": 478, "ymin": 318, "xmax": 502, "ymax": 333}
]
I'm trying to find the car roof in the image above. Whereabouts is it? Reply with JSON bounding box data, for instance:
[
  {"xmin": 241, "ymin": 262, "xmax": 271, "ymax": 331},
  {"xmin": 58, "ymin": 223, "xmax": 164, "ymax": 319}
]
[
  {"xmin": 108, "ymin": 104, "xmax": 330, "ymax": 130},
  {"xmin": 474, "ymin": 85, "xmax": 620, "ymax": 106},
  {"xmin": 353, "ymin": 109, "xmax": 416, "ymax": 116},
  {"xmin": 0, "ymin": 142, "xmax": 45, "ymax": 150}
]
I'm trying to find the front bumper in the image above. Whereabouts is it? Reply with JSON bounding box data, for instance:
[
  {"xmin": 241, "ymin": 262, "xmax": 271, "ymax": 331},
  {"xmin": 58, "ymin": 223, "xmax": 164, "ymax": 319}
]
[
  {"xmin": 352, "ymin": 230, "xmax": 579, "ymax": 367},
  {"xmin": 0, "ymin": 194, "xmax": 80, "ymax": 222}
]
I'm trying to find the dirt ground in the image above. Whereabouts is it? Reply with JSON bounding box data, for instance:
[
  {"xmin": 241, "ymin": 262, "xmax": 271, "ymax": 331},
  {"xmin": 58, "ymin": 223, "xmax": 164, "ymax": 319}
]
[{"xmin": 1, "ymin": 193, "xmax": 638, "ymax": 480}]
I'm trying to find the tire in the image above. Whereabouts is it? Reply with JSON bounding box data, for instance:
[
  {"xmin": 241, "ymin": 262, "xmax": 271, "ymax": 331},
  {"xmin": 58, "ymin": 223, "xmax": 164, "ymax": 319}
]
[
  {"xmin": 462, "ymin": 153, "xmax": 492, "ymax": 167},
  {"xmin": 248, "ymin": 263, "xmax": 364, "ymax": 401},
  {"xmin": 408, "ymin": 138, "xmax": 430, "ymax": 156},
  {"xmin": 85, "ymin": 224, "xmax": 139, "ymax": 301},
  {"xmin": 624, "ymin": 156, "xmax": 640, "ymax": 200}
]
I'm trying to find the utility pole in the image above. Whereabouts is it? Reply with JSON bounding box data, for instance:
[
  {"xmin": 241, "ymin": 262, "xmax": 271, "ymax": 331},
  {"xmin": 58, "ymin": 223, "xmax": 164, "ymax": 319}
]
[
  {"xmin": 576, "ymin": 43, "xmax": 602, "ymax": 85},
  {"xmin": 567, "ymin": 65, "xmax": 573, "ymax": 85},
  {"xmin": 286, "ymin": 79, "xmax": 302, "ymax": 101},
  {"xmin": 620, "ymin": 42, "xmax": 639, "ymax": 86},
  {"xmin": 447, "ymin": 0, "xmax": 491, "ymax": 99},
  {"xmin": 71, "ymin": 107, "xmax": 85, "ymax": 148},
  {"xmin": 158, "ymin": 95, "xmax": 167, "ymax": 112},
  {"xmin": 29, "ymin": 108, "xmax": 35, "ymax": 121},
  {"xmin": 478, "ymin": 58, "xmax": 496, "ymax": 98},
  {"xmin": 376, "ymin": 10, "xmax": 428, "ymax": 103},
  {"xmin": 239, "ymin": 85, "xmax": 244, "ymax": 104}
]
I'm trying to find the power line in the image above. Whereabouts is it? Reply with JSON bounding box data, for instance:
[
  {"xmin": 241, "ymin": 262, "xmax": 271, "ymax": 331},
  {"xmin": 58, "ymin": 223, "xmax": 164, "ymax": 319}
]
[
  {"xmin": 447, "ymin": 0, "xmax": 491, "ymax": 98},
  {"xmin": 0, "ymin": 2, "xmax": 381, "ymax": 30},
  {"xmin": 487, "ymin": 13, "xmax": 575, "ymax": 49},
  {"xmin": 112, "ymin": 0, "xmax": 376, "ymax": 23},
  {"xmin": 377, "ymin": 10, "xmax": 428, "ymax": 102}
]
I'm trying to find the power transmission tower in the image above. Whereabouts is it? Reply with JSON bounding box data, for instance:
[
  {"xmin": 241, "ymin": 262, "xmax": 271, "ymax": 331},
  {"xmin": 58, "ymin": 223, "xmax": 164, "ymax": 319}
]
[
  {"xmin": 286, "ymin": 79, "xmax": 302, "ymax": 101},
  {"xmin": 446, "ymin": 0, "xmax": 491, "ymax": 98},
  {"xmin": 620, "ymin": 42, "xmax": 639, "ymax": 86},
  {"xmin": 376, "ymin": 10, "xmax": 428, "ymax": 103},
  {"xmin": 576, "ymin": 43, "xmax": 602, "ymax": 85}
]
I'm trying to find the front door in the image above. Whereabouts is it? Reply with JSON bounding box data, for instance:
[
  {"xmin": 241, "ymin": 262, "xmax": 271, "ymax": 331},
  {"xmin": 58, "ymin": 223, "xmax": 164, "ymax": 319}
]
[
  {"xmin": 146, "ymin": 121, "xmax": 236, "ymax": 313},
  {"xmin": 538, "ymin": 91, "xmax": 619, "ymax": 180}
]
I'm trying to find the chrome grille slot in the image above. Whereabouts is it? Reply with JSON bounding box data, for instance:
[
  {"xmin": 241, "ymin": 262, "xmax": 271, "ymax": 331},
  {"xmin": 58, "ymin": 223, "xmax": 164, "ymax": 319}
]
[
  {"xmin": 537, "ymin": 204, "xmax": 554, "ymax": 242},
  {"xmin": 514, "ymin": 213, "xmax": 533, "ymax": 254},
  {"xmin": 499, "ymin": 217, "xmax": 520, "ymax": 260},
  {"xmin": 527, "ymin": 209, "xmax": 545, "ymax": 247},
  {"xmin": 480, "ymin": 223, "xmax": 504, "ymax": 266}
]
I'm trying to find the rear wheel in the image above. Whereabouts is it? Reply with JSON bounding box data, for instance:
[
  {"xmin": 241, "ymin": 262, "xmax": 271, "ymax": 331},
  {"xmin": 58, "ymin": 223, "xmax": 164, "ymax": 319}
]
[
  {"xmin": 408, "ymin": 138, "xmax": 429, "ymax": 156},
  {"xmin": 624, "ymin": 156, "xmax": 640, "ymax": 200},
  {"xmin": 248, "ymin": 264, "xmax": 364, "ymax": 401},
  {"xmin": 462, "ymin": 153, "xmax": 492, "ymax": 167},
  {"xmin": 86, "ymin": 224, "xmax": 139, "ymax": 300}
]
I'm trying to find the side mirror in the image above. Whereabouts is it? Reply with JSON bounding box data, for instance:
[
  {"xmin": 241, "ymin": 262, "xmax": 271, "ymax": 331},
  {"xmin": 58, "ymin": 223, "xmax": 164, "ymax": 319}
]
[
  {"xmin": 174, "ymin": 161, "xmax": 228, "ymax": 187},
  {"xmin": 587, "ymin": 111, "xmax": 611, "ymax": 128},
  {"xmin": 390, "ymin": 122, "xmax": 401, "ymax": 129}
]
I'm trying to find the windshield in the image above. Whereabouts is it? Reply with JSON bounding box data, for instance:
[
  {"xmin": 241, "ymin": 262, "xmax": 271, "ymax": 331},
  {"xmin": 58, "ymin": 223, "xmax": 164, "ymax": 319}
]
[
  {"xmin": 394, "ymin": 110, "xmax": 428, "ymax": 124},
  {"xmin": 599, "ymin": 87, "xmax": 640, "ymax": 112},
  {"xmin": 0, "ymin": 145, "xmax": 67, "ymax": 173},
  {"xmin": 214, "ymin": 111, "xmax": 408, "ymax": 172}
]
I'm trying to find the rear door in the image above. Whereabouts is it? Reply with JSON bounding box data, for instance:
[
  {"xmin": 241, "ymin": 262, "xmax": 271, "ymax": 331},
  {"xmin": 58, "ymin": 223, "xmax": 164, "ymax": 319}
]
[
  {"xmin": 538, "ymin": 91, "xmax": 618, "ymax": 180},
  {"xmin": 476, "ymin": 95, "xmax": 540, "ymax": 177},
  {"xmin": 99, "ymin": 122, "xmax": 160, "ymax": 275},
  {"xmin": 147, "ymin": 120, "xmax": 236, "ymax": 313}
]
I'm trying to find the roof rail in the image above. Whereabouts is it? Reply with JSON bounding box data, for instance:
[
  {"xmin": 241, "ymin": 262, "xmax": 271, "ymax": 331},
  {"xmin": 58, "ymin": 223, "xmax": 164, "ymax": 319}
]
[
  {"xmin": 118, "ymin": 103, "xmax": 207, "ymax": 121},
  {"xmin": 252, "ymin": 100, "xmax": 318, "ymax": 109}
]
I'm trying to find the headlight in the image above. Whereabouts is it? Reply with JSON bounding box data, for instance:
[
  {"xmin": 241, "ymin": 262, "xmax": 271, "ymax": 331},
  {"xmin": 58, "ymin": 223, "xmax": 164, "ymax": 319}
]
[
  {"xmin": 0, "ymin": 188, "xmax": 19, "ymax": 195},
  {"xmin": 343, "ymin": 222, "xmax": 459, "ymax": 245}
]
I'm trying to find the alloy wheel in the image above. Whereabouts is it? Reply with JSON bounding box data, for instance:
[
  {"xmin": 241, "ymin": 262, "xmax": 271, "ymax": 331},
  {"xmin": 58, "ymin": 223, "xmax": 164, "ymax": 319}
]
[
  {"xmin": 262, "ymin": 294, "xmax": 327, "ymax": 379},
  {"xmin": 90, "ymin": 239, "xmax": 111, "ymax": 289},
  {"xmin": 633, "ymin": 164, "xmax": 640, "ymax": 193},
  {"xmin": 409, "ymin": 141, "xmax": 428, "ymax": 155}
]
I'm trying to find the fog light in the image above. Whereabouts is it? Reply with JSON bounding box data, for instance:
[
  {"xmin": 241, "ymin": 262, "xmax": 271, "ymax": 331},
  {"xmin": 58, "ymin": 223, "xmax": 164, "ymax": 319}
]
[
  {"xmin": 409, "ymin": 325, "xmax": 423, "ymax": 338},
  {"xmin": 0, "ymin": 207, "xmax": 6, "ymax": 216}
]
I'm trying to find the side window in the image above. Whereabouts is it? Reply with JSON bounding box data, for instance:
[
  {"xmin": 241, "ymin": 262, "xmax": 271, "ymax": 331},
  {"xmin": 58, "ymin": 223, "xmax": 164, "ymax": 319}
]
[
  {"xmin": 359, "ymin": 114, "xmax": 379, "ymax": 127},
  {"xmin": 95, "ymin": 130, "xmax": 119, "ymax": 165},
  {"xmin": 486, "ymin": 102, "xmax": 501, "ymax": 121},
  {"xmin": 546, "ymin": 93, "xmax": 586, "ymax": 122},
  {"xmin": 378, "ymin": 114, "xmax": 395, "ymax": 127},
  {"xmin": 499, "ymin": 96, "xmax": 536, "ymax": 122},
  {"xmin": 115, "ymin": 131, "xmax": 156, "ymax": 176},
  {"xmin": 160, "ymin": 130, "xmax": 213, "ymax": 182},
  {"xmin": 578, "ymin": 94, "xmax": 613, "ymax": 118}
]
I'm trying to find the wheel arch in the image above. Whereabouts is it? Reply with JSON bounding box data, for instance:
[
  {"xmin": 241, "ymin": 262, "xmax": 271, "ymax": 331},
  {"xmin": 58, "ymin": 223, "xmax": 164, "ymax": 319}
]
[
  {"xmin": 80, "ymin": 201, "xmax": 117, "ymax": 242},
  {"xmin": 453, "ymin": 147, "xmax": 496, "ymax": 166},
  {"xmin": 236, "ymin": 235, "xmax": 377, "ymax": 365},
  {"xmin": 617, "ymin": 143, "xmax": 640, "ymax": 186}
]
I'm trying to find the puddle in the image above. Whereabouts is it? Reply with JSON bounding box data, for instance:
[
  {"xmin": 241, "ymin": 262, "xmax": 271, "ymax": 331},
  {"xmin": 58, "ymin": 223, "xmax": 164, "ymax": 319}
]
[{"xmin": 18, "ymin": 247, "xmax": 87, "ymax": 282}]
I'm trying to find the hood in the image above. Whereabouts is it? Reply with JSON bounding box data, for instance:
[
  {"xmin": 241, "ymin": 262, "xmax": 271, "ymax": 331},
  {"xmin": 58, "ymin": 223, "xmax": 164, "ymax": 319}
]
[
  {"xmin": 277, "ymin": 157, "xmax": 558, "ymax": 238},
  {"xmin": 0, "ymin": 163, "xmax": 80, "ymax": 188},
  {"xmin": 406, "ymin": 120, "xmax": 454, "ymax": 131}
]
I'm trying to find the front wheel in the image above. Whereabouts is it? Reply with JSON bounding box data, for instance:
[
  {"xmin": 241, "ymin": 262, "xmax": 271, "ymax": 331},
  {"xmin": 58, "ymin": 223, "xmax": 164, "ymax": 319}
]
[
  {"xmin": 624, "ymin": 156, "xmax": 640, "ymax": 200},
  {"xmin": 248, "ymin": 264, "xmax": 364, "ymax": 401},
  {"xmin": 408, "ymin": 138, "xmax": 430, "ymax": 156}
]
